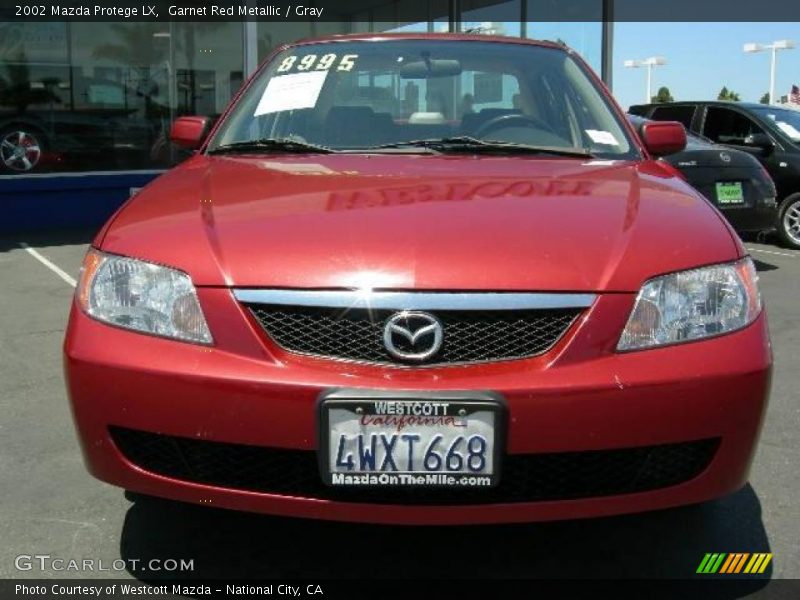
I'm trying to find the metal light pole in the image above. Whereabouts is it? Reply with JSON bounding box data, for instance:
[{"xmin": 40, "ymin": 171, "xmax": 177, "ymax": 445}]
[
  {"xmin": 624, "ymin": 57, "xmax": 667, "ymax": 103},
  {"xmin": 744, "ymin": 40, "xmax": 796, "ymax": 105}
]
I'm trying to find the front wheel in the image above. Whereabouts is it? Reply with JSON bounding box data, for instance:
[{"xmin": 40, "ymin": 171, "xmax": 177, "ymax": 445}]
[{"xmin": 776, "ymin": 193, "xmax": 800, "ymax": 250}]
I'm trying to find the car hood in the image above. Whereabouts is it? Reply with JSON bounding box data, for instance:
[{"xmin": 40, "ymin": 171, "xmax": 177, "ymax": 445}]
[{"xmin": 101, "ymin": 154, "xmax": 739, "ymax": 292}]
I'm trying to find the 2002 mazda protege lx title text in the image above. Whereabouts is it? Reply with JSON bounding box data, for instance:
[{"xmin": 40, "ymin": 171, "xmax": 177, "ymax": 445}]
[{"xmin": 64, "ymin": 34, "xmax": 772, "ymax": 524}]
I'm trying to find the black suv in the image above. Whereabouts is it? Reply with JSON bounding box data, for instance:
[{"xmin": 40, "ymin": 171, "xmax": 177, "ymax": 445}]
[{"xmin": 630, "ymin": 101, "xmax": 800, "ymax": 249}]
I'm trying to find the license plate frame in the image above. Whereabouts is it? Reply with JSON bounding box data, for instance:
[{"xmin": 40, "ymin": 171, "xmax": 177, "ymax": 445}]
[
  {"xmin": 317, "ymin": 389, "xmax": 506, "ymax": 488},
  {"xmin": 716, "ymin": 181, "xmax": 745, "ymax": 204}
]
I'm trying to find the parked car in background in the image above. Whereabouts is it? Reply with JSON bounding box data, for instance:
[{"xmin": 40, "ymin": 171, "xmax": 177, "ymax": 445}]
[
  {"xmin": 0, "ymin": 78, "xmax": 157, "ymax": 174},
  {"xmin": 630, "ymin": 101, "xmax": 800, "ymax": 249},
  {"xmin": 628, "ymin": 114, "xmax": 777, "ymax": 237}
]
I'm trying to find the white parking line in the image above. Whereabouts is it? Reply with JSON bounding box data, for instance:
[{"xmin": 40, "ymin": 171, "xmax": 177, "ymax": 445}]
[
  {"xmin": 746, "ymin": 247, "xmax": 799, "ymax": 259},
  {"xmin": 18, "ymin": 242, "xmax": 77, "ymax": 287}
]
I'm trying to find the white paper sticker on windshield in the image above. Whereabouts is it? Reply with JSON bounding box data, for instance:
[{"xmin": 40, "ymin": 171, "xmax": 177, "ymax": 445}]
[
  {"xmin": 776, "ymin": 121, "xmax": 800, "ymax": 140},
  {"xmin": 254, "ymin": 71, "xmax": 327, "ymax": 116},
  {"xmin": 585, "ymin": 129, "xmax": 619, "ymax": 145}
]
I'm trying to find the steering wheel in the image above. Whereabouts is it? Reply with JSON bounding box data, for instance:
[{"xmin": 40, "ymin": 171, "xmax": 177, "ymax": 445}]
[{"xmin": 473, "ymin": 113, "xmax": 556, "ymax": 139}]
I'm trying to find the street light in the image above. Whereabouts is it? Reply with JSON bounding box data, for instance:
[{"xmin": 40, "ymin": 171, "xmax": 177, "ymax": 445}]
[
  {"xmin": 624, "ymin": 56, "xmax": 667, "ymax": 103},
  {"xmin": 744, "ymin": 39, "xmax": 796, "ymax": 105}
]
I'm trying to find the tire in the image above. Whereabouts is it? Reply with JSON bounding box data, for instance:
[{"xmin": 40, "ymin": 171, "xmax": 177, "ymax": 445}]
[
  {"xmin": 0, "ymin": 126, "xmax": 46, "ymax": 173},
  {"xmin": 776, "ymin": 193, "xmax": 800, "ymax": 250}
]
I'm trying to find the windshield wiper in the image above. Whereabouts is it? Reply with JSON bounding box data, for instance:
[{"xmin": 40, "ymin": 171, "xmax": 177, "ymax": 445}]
[
  {"xmin": 368, "ymin": 136, "xmax": 594, "ymax": 158},
  {"xmin": 208, "ymin": 138, "xmax": 335, "ymax": 155}
]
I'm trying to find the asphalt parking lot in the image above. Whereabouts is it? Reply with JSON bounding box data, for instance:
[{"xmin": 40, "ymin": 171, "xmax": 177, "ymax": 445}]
[{"xmin": 0, "ymin": 230, "xmax": 798, "ymax": 590}]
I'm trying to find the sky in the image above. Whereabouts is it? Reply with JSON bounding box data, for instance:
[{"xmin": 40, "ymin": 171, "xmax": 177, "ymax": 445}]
[{"xmin": 612, "ymin": 22, "xmax": 800, "ymax": 110}]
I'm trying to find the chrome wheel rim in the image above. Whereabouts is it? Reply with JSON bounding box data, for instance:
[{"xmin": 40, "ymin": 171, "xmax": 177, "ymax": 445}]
[
  {"xmin": 0, "ymin": 130, "xmax": 42, "ymax": 171},
  {"xmin": 784, "ymin": 199, "xmax": 800, "ymax": 245}
]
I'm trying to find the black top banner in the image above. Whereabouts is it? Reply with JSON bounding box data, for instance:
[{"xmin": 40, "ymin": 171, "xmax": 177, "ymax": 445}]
[{"xmin": 0, "ymin": 0, "xmax": 799, "ymax": 23}]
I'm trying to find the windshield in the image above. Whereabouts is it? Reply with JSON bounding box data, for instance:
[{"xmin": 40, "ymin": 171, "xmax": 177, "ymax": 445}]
[
  {"xmin": 208, "ymin": 39, "xmax": 637, "ymax": 158},
  {"xmin": 753, "ymin": 106, "xmax": 800, "ymax": 143}
]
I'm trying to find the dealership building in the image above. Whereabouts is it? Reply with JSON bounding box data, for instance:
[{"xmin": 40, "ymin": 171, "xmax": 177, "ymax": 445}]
[{"xmin": 0, "ymin": 1, "xmax": 612, "ymax": 231}]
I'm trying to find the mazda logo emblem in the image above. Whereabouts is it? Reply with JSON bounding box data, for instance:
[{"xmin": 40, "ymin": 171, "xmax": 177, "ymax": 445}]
[
  {"xmin": 720, "ymin": 152, "xmax": 731, "ymax": 163},
  {"xmin": 383, "ymin": 311, "xmax": 443, "ymax": 362}
]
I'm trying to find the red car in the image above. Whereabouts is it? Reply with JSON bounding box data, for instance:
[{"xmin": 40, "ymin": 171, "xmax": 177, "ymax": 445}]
[{"xmin": 64, "ymin": 34, "xmax": 771, "ymax": 525}]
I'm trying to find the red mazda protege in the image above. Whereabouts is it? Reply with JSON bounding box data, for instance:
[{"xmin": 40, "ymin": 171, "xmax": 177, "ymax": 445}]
[{"xmin": 64, "ymin": 34, "xmax": 772, "ymax": 525}]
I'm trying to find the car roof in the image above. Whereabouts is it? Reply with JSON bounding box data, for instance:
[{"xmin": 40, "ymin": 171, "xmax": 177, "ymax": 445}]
[
  {"xmin": 289, "ymin": 32, "xmax": 566, "ymax": 51},
  {"xmin": 632, "ymin": 101, "xmax": 767, "ymax": 110}
]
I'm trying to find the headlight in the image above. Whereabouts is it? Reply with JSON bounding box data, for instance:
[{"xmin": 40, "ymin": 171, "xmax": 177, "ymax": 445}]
[
  {"xmin": 76, "ymin": 249, "xmax": 212, "ymax": 344},
  {"xmin": 618, "ymin": 258, "xmax": 761, "ymax": 351}
]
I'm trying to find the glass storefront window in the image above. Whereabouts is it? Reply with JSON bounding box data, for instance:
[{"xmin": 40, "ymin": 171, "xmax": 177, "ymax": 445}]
[
  {"xmin": 526, "ymin": 0, "xmax": 603, "ymax": 72},
  {"xmin": 346, "ymin": 0, "xmax": 448, "ymax": 35},
  {"xmin": 258, "ymin": 23, "xmax": 350, "ymax": 62},
  {"xmin": 460, "ymin": 0, "xmax": 521, "ymax": 36},
  {"xmin": 0, "ymin": 21, "xmax": 243, "ymax": 175}
]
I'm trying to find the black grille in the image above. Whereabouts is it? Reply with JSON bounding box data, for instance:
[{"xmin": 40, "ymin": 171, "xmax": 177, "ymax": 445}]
[
  {"xmin": 110, "ymin": 427, "xmax": 719, "ymax": 505},
  {"xmin": 245, "ymin": 305, "xmax": 582, "ymax": 365}
]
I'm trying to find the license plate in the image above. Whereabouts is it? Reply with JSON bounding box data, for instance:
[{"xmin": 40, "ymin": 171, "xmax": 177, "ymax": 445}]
[
  {"xmin": 716, "ymin": 182, "xmax": 744, "ymax": 204},
  {"xmin": 318, "ymin": 391, "xmax": 504, "ymax": 488}
]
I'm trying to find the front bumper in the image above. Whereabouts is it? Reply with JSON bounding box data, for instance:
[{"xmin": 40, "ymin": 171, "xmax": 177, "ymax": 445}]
[
  {"xmin": 64, "ymin": 290, "xmax": 772, "ymax": 525},
  {"xmin": 719, "ymin": 202, "xmax": 777, "ymax": 234}
]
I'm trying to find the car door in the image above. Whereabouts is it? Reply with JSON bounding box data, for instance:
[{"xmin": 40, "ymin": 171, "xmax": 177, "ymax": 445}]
[{"xmin": 700, "ymin": 105, "xmax": 786, "ymax": 191}]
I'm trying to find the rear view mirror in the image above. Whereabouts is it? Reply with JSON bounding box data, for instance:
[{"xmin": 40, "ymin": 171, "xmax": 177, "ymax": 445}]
[
  {"xmin": 400, "ymin": 59, "xmax": 462, "ymax": 79},
  {"xmin": 744, "ymin": 132, "xmax": 774, "ymax": 153},
  {"xmin": 169, "ymin": 116, "xmax": 211, "ymax": 150},
  {"xmin": 640, "ymin": 121, "xmax": 687, "ymax": 157}
]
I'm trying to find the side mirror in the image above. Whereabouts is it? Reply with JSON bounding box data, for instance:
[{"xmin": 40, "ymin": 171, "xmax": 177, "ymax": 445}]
[
  {"xmin": 640, "ymin": 121, "xmax": 687, "ymax": 157},
  {"xmin": 169, "ymin": 116, "xmax": 211, "ymax": 150},
  {"xmin": 744, "ymin": 132, "xmax": 774, "ymax": 153}
]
